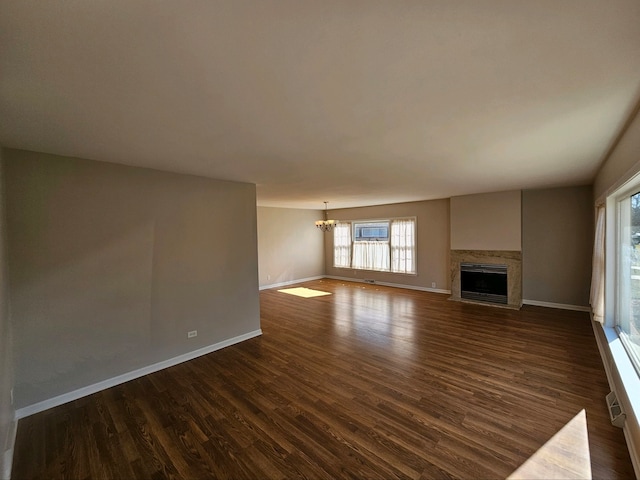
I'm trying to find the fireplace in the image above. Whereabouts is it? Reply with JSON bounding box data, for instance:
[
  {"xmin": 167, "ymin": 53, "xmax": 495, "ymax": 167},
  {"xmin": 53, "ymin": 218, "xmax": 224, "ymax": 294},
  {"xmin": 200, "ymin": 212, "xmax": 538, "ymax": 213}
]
[
  {"xmin": 450, "ymin": 250, "xmax": 521, "ymax": 308},
  {"xmin": 460, "ymin": 263, "xmax": 508, "ymax": 304}
]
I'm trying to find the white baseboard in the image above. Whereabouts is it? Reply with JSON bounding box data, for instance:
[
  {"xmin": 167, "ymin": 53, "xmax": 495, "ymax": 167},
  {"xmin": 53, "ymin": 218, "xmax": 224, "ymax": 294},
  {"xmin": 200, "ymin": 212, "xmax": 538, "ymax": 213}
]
[
  {"xmin": 259, "ymin": 276, "xmax": 324, "ymax": 291},
  {"xmin": 324, "ymin": 275, "xmax": 451, "ymax": 295},
  {"xmin": 522, "ymin": 299, "xmax": 590, "ymax": 312},
  {"xmin": 1, "ymin": 419, "xmax": 16, "ymax": 480},
  {"xmin": 15, "ymin": 329, "xmax": 263, "ymax": 420}
]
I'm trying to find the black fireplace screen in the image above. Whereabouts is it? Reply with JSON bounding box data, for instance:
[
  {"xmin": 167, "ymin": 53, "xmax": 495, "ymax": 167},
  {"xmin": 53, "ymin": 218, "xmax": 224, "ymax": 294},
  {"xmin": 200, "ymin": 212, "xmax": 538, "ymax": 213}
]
[{"xmin": 460, "ymin": 263, "xmax": 508, "ymax": 304}]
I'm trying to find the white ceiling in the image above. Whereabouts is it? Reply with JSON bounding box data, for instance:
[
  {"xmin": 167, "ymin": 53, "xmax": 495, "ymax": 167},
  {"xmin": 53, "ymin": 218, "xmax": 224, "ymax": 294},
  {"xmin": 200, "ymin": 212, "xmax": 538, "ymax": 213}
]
[{"xmin": 1, "ymin": 1, "xmax": 640, "ymax": 209}]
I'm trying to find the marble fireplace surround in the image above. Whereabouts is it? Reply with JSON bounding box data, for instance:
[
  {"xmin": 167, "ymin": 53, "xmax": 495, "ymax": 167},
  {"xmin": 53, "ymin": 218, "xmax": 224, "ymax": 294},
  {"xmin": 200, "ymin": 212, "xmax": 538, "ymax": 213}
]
[{"xmin": 450, "ymin": 250, "xmax": 522, "ymax": 309}]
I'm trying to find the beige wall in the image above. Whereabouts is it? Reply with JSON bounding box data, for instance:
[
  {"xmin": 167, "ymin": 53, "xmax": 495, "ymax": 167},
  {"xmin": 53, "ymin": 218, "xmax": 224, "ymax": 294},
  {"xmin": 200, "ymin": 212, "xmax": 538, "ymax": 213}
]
[
  {"xmin": 257, "ymin": 207, "xmax": 324, "ymax": 287},
  {"xmin": 594, "ymin": 108, "xmax": 640, "ymax": 201},
  {"xmin": 0, "ymin": 149, "xmax": 15, "ymax": 479},
  {"xmin": 450, "ymin": 190, "xmax": 522, "ymax": 251},
  {"xmin": 4, "ymin": 149, "xmax": 261, "ymax": 409},
  {"xmin": 522, "ymin": 186, "xmax": 593, "ymax": 306},
  {"xmin": 324, "ymin": 199, "xmax": 450, "ymax": 290}
]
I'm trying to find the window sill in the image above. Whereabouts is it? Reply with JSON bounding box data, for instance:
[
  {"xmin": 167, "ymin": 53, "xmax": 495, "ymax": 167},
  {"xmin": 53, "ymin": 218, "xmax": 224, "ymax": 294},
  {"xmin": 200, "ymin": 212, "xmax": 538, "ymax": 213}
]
[
  {"xmin": 602, "ymin": 325, "xmax": 640, "ymax": 416},
  {"xmin": 332, "ymin": 267, "xmax": 417, "ymax": 276},
  {"xmin": 596, "ymin": 324, "xmax": 640, "ymax": 475}
]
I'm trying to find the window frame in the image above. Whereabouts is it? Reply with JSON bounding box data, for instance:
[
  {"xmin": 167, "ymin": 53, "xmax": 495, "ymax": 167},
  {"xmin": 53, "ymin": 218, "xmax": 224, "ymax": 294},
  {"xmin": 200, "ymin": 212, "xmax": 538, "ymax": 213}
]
[
  {"xmin": 333, "ymin": 222, "xmax": 352, "ymax": 269},
  {"xmin": 353, "ymin": 221, "xmax": 390, "ymax": 242},
  {"xmin": 612, "ymin": 179, "xmax": 640, "ymax": 376},
  {"xmin": 332, "ymin": 216, "xmax": 417, "ymax": 275}
]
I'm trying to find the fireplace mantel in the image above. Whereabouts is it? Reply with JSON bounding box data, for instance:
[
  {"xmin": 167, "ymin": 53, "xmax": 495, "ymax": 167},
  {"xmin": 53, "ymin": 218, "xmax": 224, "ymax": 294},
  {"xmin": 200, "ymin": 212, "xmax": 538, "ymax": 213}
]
[{"xmin": 450, "ymin": 250, "xmax": 522, "ymax": 309}]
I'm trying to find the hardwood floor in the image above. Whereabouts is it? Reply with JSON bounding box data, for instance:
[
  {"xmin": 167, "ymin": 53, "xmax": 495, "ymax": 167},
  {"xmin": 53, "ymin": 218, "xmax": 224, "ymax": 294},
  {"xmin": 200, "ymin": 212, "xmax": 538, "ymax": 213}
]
[{"xmin": 12, "ymin": 279, "xmax": 635, "ymax": 479}]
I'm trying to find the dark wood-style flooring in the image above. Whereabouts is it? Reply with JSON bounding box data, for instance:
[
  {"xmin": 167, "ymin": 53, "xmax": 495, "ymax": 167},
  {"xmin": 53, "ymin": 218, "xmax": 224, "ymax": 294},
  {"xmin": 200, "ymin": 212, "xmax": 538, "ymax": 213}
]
[{"xmin": 12, "ymin": 279, "xmax": 635, "ymax": 479}]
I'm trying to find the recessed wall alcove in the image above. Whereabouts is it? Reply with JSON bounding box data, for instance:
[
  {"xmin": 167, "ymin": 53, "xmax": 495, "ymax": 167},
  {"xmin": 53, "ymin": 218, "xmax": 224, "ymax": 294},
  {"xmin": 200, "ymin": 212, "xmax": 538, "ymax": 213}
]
[{"xmin": 450, "ymin": 250, "xmax": 522, "ymax": 309}]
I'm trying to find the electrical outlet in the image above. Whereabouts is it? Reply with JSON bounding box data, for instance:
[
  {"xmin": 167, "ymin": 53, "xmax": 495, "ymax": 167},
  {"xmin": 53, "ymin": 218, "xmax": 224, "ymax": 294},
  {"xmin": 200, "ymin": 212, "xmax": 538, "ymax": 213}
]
[
  {"xmin": 187, "ymin": 330, "xmax": 197, "ymax": 339},
  {"xmin": 267, "ymin": 274, "xmax": 271, "ymax": 280},
  {"xmin": 431, "ymin": 282, "xmax": 436, "ymax": 288}
]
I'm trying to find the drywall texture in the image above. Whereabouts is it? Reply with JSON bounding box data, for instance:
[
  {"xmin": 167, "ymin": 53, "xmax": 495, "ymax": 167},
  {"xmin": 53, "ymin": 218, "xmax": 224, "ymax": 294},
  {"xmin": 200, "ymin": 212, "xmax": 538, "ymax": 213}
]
[
  {"xmin": 324, "ymin": 199, "xmax": 450, "ymax": 290},
  {"xmin": 0, "ymin": 149, "xmax": 15, "ymax": 479},
  {"xmin": 522, "ymin": 186, "xmax": 593, "ymax": 306},
  {"xmin": 450, "ymin": 190, "xmax": 522, "ymax": 251},
  {"xmin": 257, "ymin": 207, "xmax": 324, "ymax": 287},
  {"xmin": 594, "ymin": 108, "xmax": 640, "ymax": 201},
  {"xmin": 4, "ymin": 149, "xmax": 261, "ymax": 409}
]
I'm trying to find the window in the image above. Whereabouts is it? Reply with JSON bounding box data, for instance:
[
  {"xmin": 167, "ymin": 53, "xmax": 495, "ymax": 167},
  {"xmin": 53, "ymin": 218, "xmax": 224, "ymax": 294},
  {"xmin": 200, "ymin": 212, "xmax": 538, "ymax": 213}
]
[
  {"xmin": 616, "ymin": 191, "xmax": 640, "ymax": 373},
  {"xmin": 334, "ymin": 222, "xmax": 352, "ymax": 268},
  {"xmin": 354, "ymin": 222, "xmax": 389, "ymax": 241},
  {"xmin": 333, "ymin": 218, "xmax": 416, "ymax": 274},
  {"xmin": 353, "ymin": 221, "xmax": 391, "ymax": 271},
  {"xmin": 391, "ymin": 218, "xmax": 416, "ymax": 274}
]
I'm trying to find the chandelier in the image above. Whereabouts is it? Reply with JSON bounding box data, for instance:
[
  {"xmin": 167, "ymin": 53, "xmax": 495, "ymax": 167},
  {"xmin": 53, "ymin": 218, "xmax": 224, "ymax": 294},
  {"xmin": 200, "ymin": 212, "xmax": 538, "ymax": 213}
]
[{"xmin": 315, "ymin": 201, "xmax": 337, "ymax": 232}]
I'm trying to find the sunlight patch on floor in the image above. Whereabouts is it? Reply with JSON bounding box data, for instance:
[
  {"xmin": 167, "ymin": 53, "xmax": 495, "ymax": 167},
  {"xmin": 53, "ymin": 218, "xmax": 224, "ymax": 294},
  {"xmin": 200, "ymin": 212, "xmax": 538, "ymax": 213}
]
[
  {"xmin": 508, "ymin": 409, "xmax": 591, "ymax": 479},
  {"xmin": 278, "ymin": 287, "xmax": 332, "ymax": 298}
]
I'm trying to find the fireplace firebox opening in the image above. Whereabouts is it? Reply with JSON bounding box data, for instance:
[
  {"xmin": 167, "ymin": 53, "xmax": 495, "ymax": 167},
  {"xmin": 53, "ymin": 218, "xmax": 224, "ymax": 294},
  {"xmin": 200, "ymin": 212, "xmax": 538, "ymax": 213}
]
[{"xmin": 460, "ymin": 263, "xmax": 508, "ymax": 304}]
